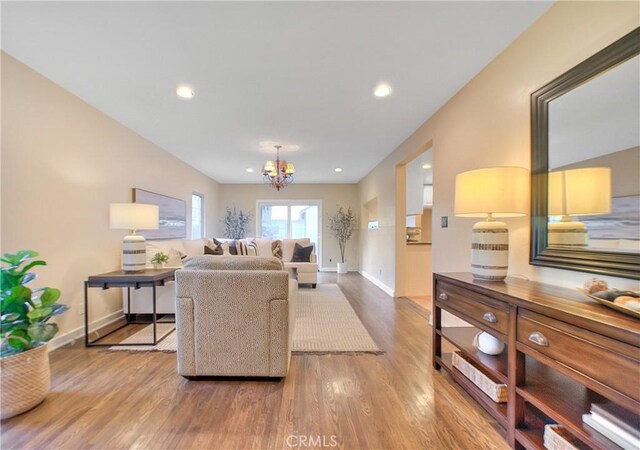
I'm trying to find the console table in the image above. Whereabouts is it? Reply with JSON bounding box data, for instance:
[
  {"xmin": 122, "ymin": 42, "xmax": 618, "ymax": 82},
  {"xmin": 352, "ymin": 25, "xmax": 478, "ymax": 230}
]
[
  {"xmin": 84, "ymin": 268, "xmax": 177, "ymax": 347},
  {"xmin": 433, "ymin": 272, "xmax": 640, "ymax": 449}
]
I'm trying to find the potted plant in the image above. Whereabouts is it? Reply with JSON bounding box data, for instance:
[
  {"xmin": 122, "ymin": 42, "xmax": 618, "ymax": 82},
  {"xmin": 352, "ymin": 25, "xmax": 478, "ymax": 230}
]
[
  {"xmin": 221, "ymin": 206, "xmax": 252, "ymax": 239},
  {"xmin": 1, "ymin": 250, "xmax": 68, "ymax": 419},
  {"xmin": 328, "ymin": 206, "xmax": 357, "ymax": 274},
  {"xmin": 151, "ymin": 251, "xmax": 169, "ymax": 269}
]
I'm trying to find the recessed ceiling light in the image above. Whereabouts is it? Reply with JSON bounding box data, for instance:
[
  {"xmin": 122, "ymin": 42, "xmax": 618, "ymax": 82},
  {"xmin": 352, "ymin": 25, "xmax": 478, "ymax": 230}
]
[
  {"xmin": 334, "ymin": 168, "xmax": 343, "ymax": 173},
  {"xmin": 374, "ymin": 83, "xmax": 392, "ymax": 98},
  {"xmin": 422, "ymin": 163, "xmax": 432, "ymax": 169},
  {"xmin": 176, "ymin": 85, "xmax": 194, "ymax": 99},
  {"xmin": 245, "ymin": 168, "xmax": 255, "ymax": 173}
]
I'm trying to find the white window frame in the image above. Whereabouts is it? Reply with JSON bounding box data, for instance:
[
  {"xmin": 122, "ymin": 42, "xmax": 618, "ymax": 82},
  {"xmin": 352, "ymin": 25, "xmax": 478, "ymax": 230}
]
[
  {"xmin": 191, "ymin": 192, "xmax": 205, "ymax": 238},
  {"xmin": 256, "ymin": 199, "xmax": 322, "ymax": 264}
]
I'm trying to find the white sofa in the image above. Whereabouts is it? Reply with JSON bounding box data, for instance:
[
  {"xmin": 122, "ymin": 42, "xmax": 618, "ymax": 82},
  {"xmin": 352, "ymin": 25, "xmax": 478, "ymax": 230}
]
[{"xmin": 123, "ymin": 237, "xmax": 317, "ymax": 315}]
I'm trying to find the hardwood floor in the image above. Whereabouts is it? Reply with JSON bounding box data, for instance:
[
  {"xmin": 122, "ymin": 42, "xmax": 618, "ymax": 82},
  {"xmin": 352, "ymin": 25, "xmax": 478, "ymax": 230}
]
[
  {"xmin": 405, "ymin": 295, "xmax": 432, "ymax": 313},
  {"xmin": 1, "ymin": 273, "xmax": 509, "ymax": 450}
]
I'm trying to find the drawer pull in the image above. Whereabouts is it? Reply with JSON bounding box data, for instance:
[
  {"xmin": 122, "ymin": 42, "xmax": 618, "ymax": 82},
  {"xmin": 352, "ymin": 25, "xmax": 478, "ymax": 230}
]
[
  {"xmin": 438, "ymin": 292, "xmax": 448, "ymax": 301},
  {"xmin": 482, "ymin": 312, "xmax": 497, "ymax": 323},
  {"xmin": 528, "ymin": 331, "xmax": 549, "ymax": 347}
]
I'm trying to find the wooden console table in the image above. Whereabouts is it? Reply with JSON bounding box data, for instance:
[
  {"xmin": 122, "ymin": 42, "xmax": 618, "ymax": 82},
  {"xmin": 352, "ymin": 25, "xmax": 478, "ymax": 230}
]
[{"xmin": 433, "ymin": 272, "xmax": 640, "ymax": 449}]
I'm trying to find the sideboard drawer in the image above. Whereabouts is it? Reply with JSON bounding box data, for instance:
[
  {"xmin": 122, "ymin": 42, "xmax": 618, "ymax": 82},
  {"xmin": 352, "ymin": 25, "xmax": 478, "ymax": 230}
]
[
  {"xmin": 517, "ymin": 310, "xmax": 640, "ymax": 403},
  {"xmin": 436, "ymin": 282, "xmax": 509, "ymax": 336}
]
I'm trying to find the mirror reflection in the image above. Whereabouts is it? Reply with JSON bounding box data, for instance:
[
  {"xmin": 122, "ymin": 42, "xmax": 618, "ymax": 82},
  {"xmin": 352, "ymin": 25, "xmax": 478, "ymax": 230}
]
[{"xmin": 547, "ymin": 55, "xmax": 640, "ymax": 253}]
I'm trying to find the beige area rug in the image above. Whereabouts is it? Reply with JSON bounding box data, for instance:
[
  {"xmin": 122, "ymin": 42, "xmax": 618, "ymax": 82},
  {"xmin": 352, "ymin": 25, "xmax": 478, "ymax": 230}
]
[
  {"xmin": 292, "ymin": 284, "xmax": 382, "ymax": 354},
  {"xmin": 108, "ymin": 323, "xmax": 176, "ymax": 352},
  {"xmin": 109, "ymin": 284, "xmax": 382, "ymax": 355}
]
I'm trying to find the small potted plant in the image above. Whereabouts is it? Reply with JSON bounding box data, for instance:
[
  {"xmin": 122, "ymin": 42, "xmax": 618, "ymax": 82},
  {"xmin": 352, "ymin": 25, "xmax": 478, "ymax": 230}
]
[
  {"xmin": 328, "ymin": 206, "xmax": 357, "ymax": 274},
  {"xmin": 151, "ymin": 252, "xmax": 169, "ymax": 269},
  {"xmin": 1, "ymin": 250, "xmax": 68, "ymax": 419}
]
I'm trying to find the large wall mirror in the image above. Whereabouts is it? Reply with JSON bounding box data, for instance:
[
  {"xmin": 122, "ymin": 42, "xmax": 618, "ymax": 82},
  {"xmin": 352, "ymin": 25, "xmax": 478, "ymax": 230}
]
[{"xmin": 531, "ymin": 28, "xmax": 640, "ymax": 279}]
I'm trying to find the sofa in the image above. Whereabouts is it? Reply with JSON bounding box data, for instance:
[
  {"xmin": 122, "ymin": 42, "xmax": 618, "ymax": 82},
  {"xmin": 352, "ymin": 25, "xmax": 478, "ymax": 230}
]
[
  {"xmin": 175, "ymin": 256, "xmax": 297, "ymax": 378},
  {"xmin": 122, "ymin": 237, "xmax": 317, "ymax": 315}
]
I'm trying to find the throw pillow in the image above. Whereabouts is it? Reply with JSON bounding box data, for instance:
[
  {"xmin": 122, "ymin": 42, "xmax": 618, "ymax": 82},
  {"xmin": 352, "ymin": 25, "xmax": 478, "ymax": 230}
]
[
  {"xmin": 247, "ymin": 239, "xmax": 258, "ymax": 256},
  {"xmin": 204, "ymin": 243, "xmax": 223, "ymax": 255},
  {"xmin": 167, "ymin": 248, "xmax": 187, "ymax": 266},
  {"xmin": 272, "ymin": 240, "xmax": 283, "ymax": 259},
  {"xmin": 236, "ymin": 240, "xmax": 249, "ymax": 256},
  {"xmin": 227, "ymin": 240, "xmax": 238, "ymax": 255},
  {"xmin": 291, "ymin": 243, "xmax": 313, "ymax": 262}
]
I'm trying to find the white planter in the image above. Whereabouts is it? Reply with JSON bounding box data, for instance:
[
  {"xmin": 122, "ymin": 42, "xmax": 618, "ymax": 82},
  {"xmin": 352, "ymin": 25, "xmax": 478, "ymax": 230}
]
[
  {"xmin": 0, "ymin": 344, "xmax": 51, "ymax": 419},
  {"xmin": 337, "ymin": 262, "xmax": 348, "ymax": 274}
]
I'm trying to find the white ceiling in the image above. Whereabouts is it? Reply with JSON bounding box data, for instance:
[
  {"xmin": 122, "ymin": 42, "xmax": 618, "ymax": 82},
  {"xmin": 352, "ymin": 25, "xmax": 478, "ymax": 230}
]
[{"xmin": 1, "ymin": 1, "xmax": 552, "ymax": 184}]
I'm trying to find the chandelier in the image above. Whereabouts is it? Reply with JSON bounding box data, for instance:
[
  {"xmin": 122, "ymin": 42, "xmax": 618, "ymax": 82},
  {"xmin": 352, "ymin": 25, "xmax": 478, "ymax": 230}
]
[{"xmin": 263, "ymin": 145, "xmax": 295, "ymax": 191}]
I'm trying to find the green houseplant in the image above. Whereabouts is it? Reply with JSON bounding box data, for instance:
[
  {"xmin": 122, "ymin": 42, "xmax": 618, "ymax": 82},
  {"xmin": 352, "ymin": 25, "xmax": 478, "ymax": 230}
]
[
  {"xmin": 1, "ymin": 250, "xmax": 68, "ymax": 419},
  {"xmin": 328, "ymin": 206, "xmax": 357, "ymax": 274},
  {"xmin": 221, "ymin": 206, "xmax": 252, "ymax": 239},
  {"xmin": 151, "ymin": 251, "xmax": 169, "ymax": 269}
]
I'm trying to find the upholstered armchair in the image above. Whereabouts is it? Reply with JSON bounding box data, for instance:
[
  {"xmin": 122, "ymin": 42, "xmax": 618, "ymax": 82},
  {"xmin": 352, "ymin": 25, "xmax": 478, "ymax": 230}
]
[{"xmin": 175, "ymin": 256, "xmax": 297, "ymax": 378}]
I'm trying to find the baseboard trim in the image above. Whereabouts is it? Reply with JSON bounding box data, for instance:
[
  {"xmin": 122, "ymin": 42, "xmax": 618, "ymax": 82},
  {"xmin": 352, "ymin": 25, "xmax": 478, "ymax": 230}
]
[
  {"xmin": 47, "ymin": 309, "xmax": 124, "ymax": 351},
  {"xmin": 319, "ymin": 267, "xmax": 359, "ymax": 273},
  {"xmin": 359, "ymin": 270, "xmax": 395, "ymax": 297}
]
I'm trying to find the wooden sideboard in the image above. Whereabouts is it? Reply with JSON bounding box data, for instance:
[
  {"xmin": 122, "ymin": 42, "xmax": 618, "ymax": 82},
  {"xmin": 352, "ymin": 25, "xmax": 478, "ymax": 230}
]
[{"xmin": 433, "ymin": 272, "xmax": 640, "ymax": 449}]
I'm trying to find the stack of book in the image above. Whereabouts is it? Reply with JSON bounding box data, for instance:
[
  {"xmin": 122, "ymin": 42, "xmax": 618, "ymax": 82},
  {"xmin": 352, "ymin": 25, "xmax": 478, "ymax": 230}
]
[{"xmin": 582, "ymin": 403, "xmax": 640, "ymax": 450}]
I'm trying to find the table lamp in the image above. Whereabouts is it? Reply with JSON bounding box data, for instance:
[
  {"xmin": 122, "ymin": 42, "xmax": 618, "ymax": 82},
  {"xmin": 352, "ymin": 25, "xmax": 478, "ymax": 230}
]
[
  {"xmin": 455, "ymin": 167, "xmax": 528, "ymax": 281},
  {"xmin": 110, "ymin": 203, "xmax": 159, "ymax": 272},
  {"xmin": 547, "ymin": 167, "xmax": 611, "ymax": 248}
]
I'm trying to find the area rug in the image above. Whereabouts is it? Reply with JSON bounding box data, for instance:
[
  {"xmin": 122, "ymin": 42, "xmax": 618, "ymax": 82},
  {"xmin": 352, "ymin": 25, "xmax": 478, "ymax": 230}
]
[{"xmin": 109, "ymin": 284, "xmax": 382, "ymax": 355}]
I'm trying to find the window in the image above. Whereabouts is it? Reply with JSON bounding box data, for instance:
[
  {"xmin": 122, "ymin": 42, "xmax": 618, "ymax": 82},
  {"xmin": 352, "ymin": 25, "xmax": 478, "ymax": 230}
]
[
  {"xmin": 191, "ymin": 193, "xmax": 204, "ymax": 238},
  {"xmin": 258, "ymin": 200, "xmax": 321, "ymax": 260}
]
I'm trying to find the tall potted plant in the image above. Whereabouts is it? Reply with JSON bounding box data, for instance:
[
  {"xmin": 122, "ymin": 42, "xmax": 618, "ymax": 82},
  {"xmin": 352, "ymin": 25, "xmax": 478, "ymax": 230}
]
[
  {"xmin": 1, "ymin": 250, "xmax": 68, "ymax": 419},
  {"xmin": 328, "ymin": 206, "xmax": 357, "ymax": 274},
  {"xmin": 221, "ymin": 206, "xmax": 252, "ymax": 239}
]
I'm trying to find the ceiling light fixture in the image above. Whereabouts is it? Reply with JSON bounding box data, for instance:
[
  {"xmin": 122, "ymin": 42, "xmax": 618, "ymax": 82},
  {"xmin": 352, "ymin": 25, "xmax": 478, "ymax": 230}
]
[
  {"xmin": 263, "ymin": 145, "xmax": 295, "ymax": 191},
  {"xmin": 245, "ymin": 168, "xmax": 255, "ymax": 173},
  {"xmin": 422, "ymin": 163, "xmax": 432, "ymax": 169},
  {"xmin": 374, "ymin": 83, "xmax": 392, "ymax": 98},
  {"xmin": 176, "ymin": 85, "xmax": 195, "ymax": 99},
  {"xmin": 334, "ymin": 168, "xmax": 343, "ymax": 173}
]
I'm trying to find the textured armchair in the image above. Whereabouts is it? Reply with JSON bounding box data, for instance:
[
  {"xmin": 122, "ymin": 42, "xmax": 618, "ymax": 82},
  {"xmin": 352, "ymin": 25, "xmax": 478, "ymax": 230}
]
[{"xmin": 175, "ymin": 256, "xmax": 297, "ymax": 378}]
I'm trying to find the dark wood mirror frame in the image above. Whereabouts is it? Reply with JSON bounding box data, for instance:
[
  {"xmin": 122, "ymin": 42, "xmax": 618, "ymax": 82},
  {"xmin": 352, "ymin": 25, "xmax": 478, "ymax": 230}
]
[{"xmin": 530, "ymin": 27, "xmax": 640, "ymax": 280}]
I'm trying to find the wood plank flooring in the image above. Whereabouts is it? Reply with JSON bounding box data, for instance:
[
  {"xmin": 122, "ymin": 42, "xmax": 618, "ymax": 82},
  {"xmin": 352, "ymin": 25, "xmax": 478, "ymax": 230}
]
[{"xmin": 0, "ymin": 273, "xmax": 509, "ymax": 450}]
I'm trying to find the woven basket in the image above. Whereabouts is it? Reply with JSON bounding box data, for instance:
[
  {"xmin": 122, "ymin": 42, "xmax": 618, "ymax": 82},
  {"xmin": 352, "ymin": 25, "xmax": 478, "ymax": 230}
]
[
  {"xmin": 452, "ymin": 351, "xmax": 507, "ymax": 403},
  {"xmin": 0, "ymin": 344, "xmax": 51, "ymax": 420},
  {"xmin": 544, "ymin": 424, "xmax": 581, "ymax": 450}
]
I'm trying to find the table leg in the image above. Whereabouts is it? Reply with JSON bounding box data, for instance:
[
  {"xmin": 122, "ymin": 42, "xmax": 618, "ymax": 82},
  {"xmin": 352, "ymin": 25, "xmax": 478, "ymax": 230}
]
[
  {"xmin": 152, "ymin": 284, "xmax": 157, "ymax": 345},
  {"xmin": 84, "ymin": 281, "xmax": 89, "ymax": 347},
  {"xmin": 126, "ymin": 287, "xmax": 132, "ymax": 322}
]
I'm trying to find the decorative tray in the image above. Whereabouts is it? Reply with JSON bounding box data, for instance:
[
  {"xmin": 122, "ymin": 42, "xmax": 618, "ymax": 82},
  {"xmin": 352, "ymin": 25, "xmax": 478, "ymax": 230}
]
[{"xmin": 578, "ymin": 289, "xmax": 640, "ymax": 320}]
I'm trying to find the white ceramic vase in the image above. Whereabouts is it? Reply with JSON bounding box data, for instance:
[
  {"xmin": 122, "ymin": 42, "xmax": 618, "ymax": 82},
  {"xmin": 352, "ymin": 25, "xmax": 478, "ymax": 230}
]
[
  {"xmin": 337, "ymin": 262, "xmax": 348, "ymax": 274},
  {"xmin": 473, "ymin": 331, "xmax": 505, "ymax": 355}
]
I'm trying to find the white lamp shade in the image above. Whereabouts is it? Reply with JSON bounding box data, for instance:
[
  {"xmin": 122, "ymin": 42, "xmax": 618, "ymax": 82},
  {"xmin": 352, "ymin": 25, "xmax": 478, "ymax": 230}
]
[
  {"xmin": 110, "ymin": 203, "xmax": 159, "ymax": 230},
  {"xmin": 455, "ymin": 167, "xmax": 529, "ymax": 218},
  {"xmin": 548, "ymin": 168, "xmax": 611, "ymax": 217}
]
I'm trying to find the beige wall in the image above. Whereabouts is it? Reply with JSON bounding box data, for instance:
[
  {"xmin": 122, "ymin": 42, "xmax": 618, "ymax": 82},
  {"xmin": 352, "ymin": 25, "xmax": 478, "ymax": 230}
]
[
  {"xmin": 217, "ymin": 184, "xmax": 359, "ymax": 270},
  {"xmin": 1, "ymin": 53, "xmax": 220, "ymax": 343},
  {"xmin": 358, "ymin": 2, "xmax": 640, "ymax": 295}
]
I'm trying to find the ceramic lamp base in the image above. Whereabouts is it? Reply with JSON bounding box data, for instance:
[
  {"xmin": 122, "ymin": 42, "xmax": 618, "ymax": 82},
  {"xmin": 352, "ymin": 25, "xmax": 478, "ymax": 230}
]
[
  {"xmin": 471, "ymin": 220, "xmax": 508, "ymax": 281},
  {"xmin": 548, "ymin": 220, "xmax": 588, "ymax": 248},
  {"xmin": 122, "ymin": 234, "xmax": 146, "ymax": 273}
]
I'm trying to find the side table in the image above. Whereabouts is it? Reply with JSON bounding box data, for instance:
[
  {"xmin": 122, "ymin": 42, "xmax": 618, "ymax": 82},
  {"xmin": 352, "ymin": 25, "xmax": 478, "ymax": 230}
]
[{"xmin": 84, "ymin": 268, "xmax": 177, "ymax": 347}]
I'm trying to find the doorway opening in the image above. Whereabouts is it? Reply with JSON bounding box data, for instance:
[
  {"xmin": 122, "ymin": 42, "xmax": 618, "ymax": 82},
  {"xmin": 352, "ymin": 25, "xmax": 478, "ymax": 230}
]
[{"xmin": 395, "ymin": 144, "xmax": 434, "ymax": 313}]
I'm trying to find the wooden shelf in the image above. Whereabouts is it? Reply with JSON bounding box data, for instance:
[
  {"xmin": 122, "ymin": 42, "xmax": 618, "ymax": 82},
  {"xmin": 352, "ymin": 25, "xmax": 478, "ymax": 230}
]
[
  {"xmin": 433, "ymin": 273, "xmax": 640, "ymax": 450},
  {"xmin": 514, "ymin": 404, "xmax": 549, "ymax": 450},
  {"xmin": 436, "ymin": 353, "xmax": 507, "ymax": 427},
  {"xmin": 516, "ymin": 357, "xmax": 622, "ymax": 450},
  {"xmin": 438, "ymin": 327, "xmax": 508, "ymax": 383}
]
